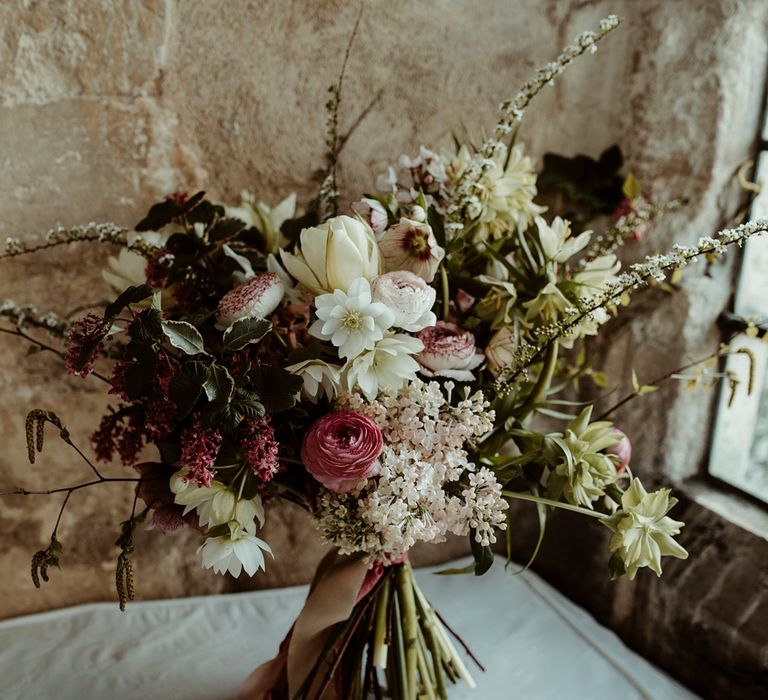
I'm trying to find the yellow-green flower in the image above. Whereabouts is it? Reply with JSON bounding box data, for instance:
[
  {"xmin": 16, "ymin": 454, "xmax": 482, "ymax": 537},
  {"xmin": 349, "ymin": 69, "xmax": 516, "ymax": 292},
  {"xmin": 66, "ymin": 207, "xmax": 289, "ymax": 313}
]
[
  {"xmin": 603, "ymin": 478, "xmax": 688, "ymax": 579},
  {"xmin": 545, "ymin": 406, "xmax": 620, "ymax": 508}
]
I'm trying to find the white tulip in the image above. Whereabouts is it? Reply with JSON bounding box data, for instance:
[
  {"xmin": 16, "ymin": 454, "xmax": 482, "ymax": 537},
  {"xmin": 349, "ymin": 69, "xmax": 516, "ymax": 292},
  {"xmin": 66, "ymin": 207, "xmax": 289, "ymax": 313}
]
[{"xmin": 280, "ymin": 215, "xmax": 381, "ymax": 294}]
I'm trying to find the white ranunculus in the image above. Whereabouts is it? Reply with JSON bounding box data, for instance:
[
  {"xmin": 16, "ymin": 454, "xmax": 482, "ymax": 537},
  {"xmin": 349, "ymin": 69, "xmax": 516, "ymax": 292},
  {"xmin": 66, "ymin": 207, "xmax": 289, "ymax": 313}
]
[
  {"xmin": 485, "ymin": 326, "xmax": 519, "ymax": 376},
  {"xmin": 215, "ymin": 272, "xmax": 285, "ymax": 329},
  {"xmin": 286, "ymin": 359, "xmax": 343, "ymax": 403},
  {"xmin": 198, "ymin": 521, "xmax": 273, "ymax": 577},
  {"xmin": 280, "ymin": 215, "xmax": 381, "ymax": 295},
  {"xmin": 344, "ymin": 334, "xmax": 424, "ymax": 401},
  {"xmin": 370, "ymin": 271, "xmax": 437, "ymax": 333},
  {"xmin": 377, "ymin": 218, "xmax": 445, "ymax": 283},
  {"xmin": 310, "ymin": 277, "xmax": 395, "ymax": 360}
]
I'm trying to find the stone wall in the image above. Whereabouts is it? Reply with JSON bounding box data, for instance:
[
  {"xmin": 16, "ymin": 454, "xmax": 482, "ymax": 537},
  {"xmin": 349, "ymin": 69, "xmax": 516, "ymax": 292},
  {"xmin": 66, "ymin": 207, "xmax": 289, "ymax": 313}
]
[{"xmin": 1, "ymin": 1, "xmax": 767, "ymax": 696}]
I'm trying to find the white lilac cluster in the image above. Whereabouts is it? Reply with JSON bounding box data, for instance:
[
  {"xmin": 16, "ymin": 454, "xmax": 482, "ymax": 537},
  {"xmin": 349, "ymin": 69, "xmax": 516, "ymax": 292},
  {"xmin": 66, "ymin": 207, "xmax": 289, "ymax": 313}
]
[
  {"xmin": 447, "ymin": 15, "xmax": 621, "ymax": 228},
  {"xmin": 314, "ymin": 379, "xmax": 506, "ymax": 560}
]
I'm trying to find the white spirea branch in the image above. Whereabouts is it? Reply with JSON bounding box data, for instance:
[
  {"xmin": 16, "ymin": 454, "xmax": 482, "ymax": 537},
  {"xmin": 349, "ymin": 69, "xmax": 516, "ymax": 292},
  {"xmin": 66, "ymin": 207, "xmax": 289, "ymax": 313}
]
[
  {"xmin": 447, "ymin": 14, "xmax": 621, "ymax": 226},
  {"xmin": 502, "ymin": 218, "xmax": 768, "ymax": 384},
  {"xmin": 2, "ymin": 223, "xmax": 160, "ymax": 260}
]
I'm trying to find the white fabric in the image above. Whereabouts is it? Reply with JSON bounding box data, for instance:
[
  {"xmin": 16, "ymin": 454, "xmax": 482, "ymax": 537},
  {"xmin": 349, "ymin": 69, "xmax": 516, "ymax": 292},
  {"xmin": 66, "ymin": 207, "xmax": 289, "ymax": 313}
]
[{"xmin": 0, "ymin": 557, "xmax": 696, "ymax": 700}]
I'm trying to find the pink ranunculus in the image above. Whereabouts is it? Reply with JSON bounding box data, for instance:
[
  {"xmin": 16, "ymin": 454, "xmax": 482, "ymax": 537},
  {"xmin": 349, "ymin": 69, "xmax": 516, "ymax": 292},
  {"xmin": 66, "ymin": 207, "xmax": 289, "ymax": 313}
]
[
  {"xmin": 302, "ymin": 410, "xmax": 383, "ymax": 493},
  {"xmin": 415, "ymin": 321, "xmax": 483, "ymax": 381},
  {"xmin": 607, "ymin": 428, "xmax": 632, "ymax": 470}
]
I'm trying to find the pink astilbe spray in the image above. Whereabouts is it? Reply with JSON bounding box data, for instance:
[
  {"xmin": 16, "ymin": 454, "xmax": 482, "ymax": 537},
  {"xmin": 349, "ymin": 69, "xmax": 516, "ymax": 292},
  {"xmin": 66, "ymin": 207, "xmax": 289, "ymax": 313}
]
[
  {"xmin": 239, "ymin": 417, "xmax": 280, "ymax": 482},
  {"xmin": 143, "ymin": 354, "xmax": 176, "ymax": 441},
  {"xmin": 65, "ymin": 313, "xmax": 108, "ymax": 377},
  {"xmin": 91, "ymin": 407, "xmax": 145, "ymax": 466},
  {"xmin": 180, "ymin": 415, "xmax": 222, "ymax": 488}
]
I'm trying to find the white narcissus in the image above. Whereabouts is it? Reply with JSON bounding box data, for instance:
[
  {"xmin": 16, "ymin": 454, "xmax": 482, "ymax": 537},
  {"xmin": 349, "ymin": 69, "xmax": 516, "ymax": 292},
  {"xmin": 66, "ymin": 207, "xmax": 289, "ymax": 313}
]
[
  {"xmin": 370, "ymin": 271, "xmax": 437, "ymax": 332},
  {"xmin": 310, "ymin": 277, "xmax": 395, "ymax": 360},
  {"xmin": 603, "ymin": 478, "xmax": 688, "ymax": 579},
  {"xmin": 280, "ymin": 215, "xmax": 381, "ymax": 295},
  {"xmin": 522, "ymin": 282, "xmax": 571, "ymax": 323},
  {"xmin": 286, "ymin": 359, "xmax": 343, "ymax": 403},
  {"xmin": 344, "ymin": 334, "xmax": 424, "ymax": 401},
  {"xmin": 198, "ymin": 521, "xmax": 273, "ymax": 577}
]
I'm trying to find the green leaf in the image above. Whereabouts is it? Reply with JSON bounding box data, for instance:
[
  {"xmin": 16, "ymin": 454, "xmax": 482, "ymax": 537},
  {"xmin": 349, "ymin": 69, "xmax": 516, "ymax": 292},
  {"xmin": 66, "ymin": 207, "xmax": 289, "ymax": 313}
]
[
  {"xmin": 169, "ymin": 361, "xmax": 210, "ymax": 418},
  {"xmin": 203, "ymin": 364, "xmax": 235, "ymax": 402},
  {"xmin": 249, "ymin": 365, "xmax": 303, "ymax": 413},
  {"xmin": 185, "ymin": 200, "xmax": 223, "ymax": 226},
  {"xmin": 232, "ymin": 399, "xmax": 265, "ymax": 420},
  {"xmin": 434, "ymin": 563, "xmax": 476, "ymax": 575},
  {"xmin": 222, "ymin": 317, "xmax": 272, "ymax": 352},
  {"xmin": 428, "ymin": 208, "xmax": 445, "ymax": 247},
  {"xmin": 205, "ymin": 400, "xmax": 245, "ymax": 429},
  {"xmin": 135, "ymin": 191, "xmax": 205, "ymax": 231},
  {"xmin": 122, "ymin": 343, "xmax": 157, "ymax": 400},
  {"xmin": 209, "ymin": 217, "xmax": 246, "ymax": 243},
  {"xmin": 127, "ymin": 308, "xmax": 163, "ymax": 343},
  {"xmin": 105, "ymin": 284, "xmax": 154, "ymax": 321},
  {"xmin": 520, "ymin": 490, "xmax": 547, "ymax": 573},
  {"xmin": 162, "ymin": 320, "xmax": 207, "ymax": 355},
  {"xmin": 280, "ymin": 210, "xmax": 320, "ymax": 244},
  {"xmin": 470, "ymin": 531, "xmax": 494, "ymax": 576},
  {"xmin": 609, "ymin": 551, "xmax": 626, "ymax": 580}
]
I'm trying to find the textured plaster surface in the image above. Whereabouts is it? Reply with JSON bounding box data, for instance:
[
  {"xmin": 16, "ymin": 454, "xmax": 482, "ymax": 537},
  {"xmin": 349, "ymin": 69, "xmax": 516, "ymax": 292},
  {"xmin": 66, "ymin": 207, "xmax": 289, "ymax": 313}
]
[{"xmin": 1, "ymin": 1, "xmax": 767, "ymax": 695}]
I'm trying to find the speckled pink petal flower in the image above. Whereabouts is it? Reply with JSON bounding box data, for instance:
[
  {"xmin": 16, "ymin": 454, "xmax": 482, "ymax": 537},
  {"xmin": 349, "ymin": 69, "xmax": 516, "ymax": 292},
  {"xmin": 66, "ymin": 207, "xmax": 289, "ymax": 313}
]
[
  {"xmin": 415, "ymin": 321, "xmax": 483, "ymax": 381},
  {"xmin": 215, "ymin": 272, "xmax": 284, "ymax": 329}
]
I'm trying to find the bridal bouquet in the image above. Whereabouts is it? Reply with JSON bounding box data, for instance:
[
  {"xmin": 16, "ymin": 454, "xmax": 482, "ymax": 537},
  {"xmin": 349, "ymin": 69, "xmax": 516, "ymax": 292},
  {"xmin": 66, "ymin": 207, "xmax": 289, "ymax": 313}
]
[{"xmin": 2, "ymin": 13, "xmax": 764, "ymax": 700}]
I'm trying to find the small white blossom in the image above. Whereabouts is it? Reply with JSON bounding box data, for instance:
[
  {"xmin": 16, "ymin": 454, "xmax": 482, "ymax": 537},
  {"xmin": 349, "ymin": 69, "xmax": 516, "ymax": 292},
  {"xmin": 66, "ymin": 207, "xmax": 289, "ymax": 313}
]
[
  {"xmin": 310, "ymin": 277, "xmax": 395, "ymax": 360},
  {"xmin": 344, "ymin": 334, "xmax": 423, "ymax": 401},
  {"xmin": 286, "ymin": 359, "xmax": 343, "ymax": 403},
  {"xmin": 603, "ymin": 479, "xmax": 688, "ymax": 579},
  {"xmin": 199, "ymin": 521, "xmax": 273, "ymax": 577}
]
